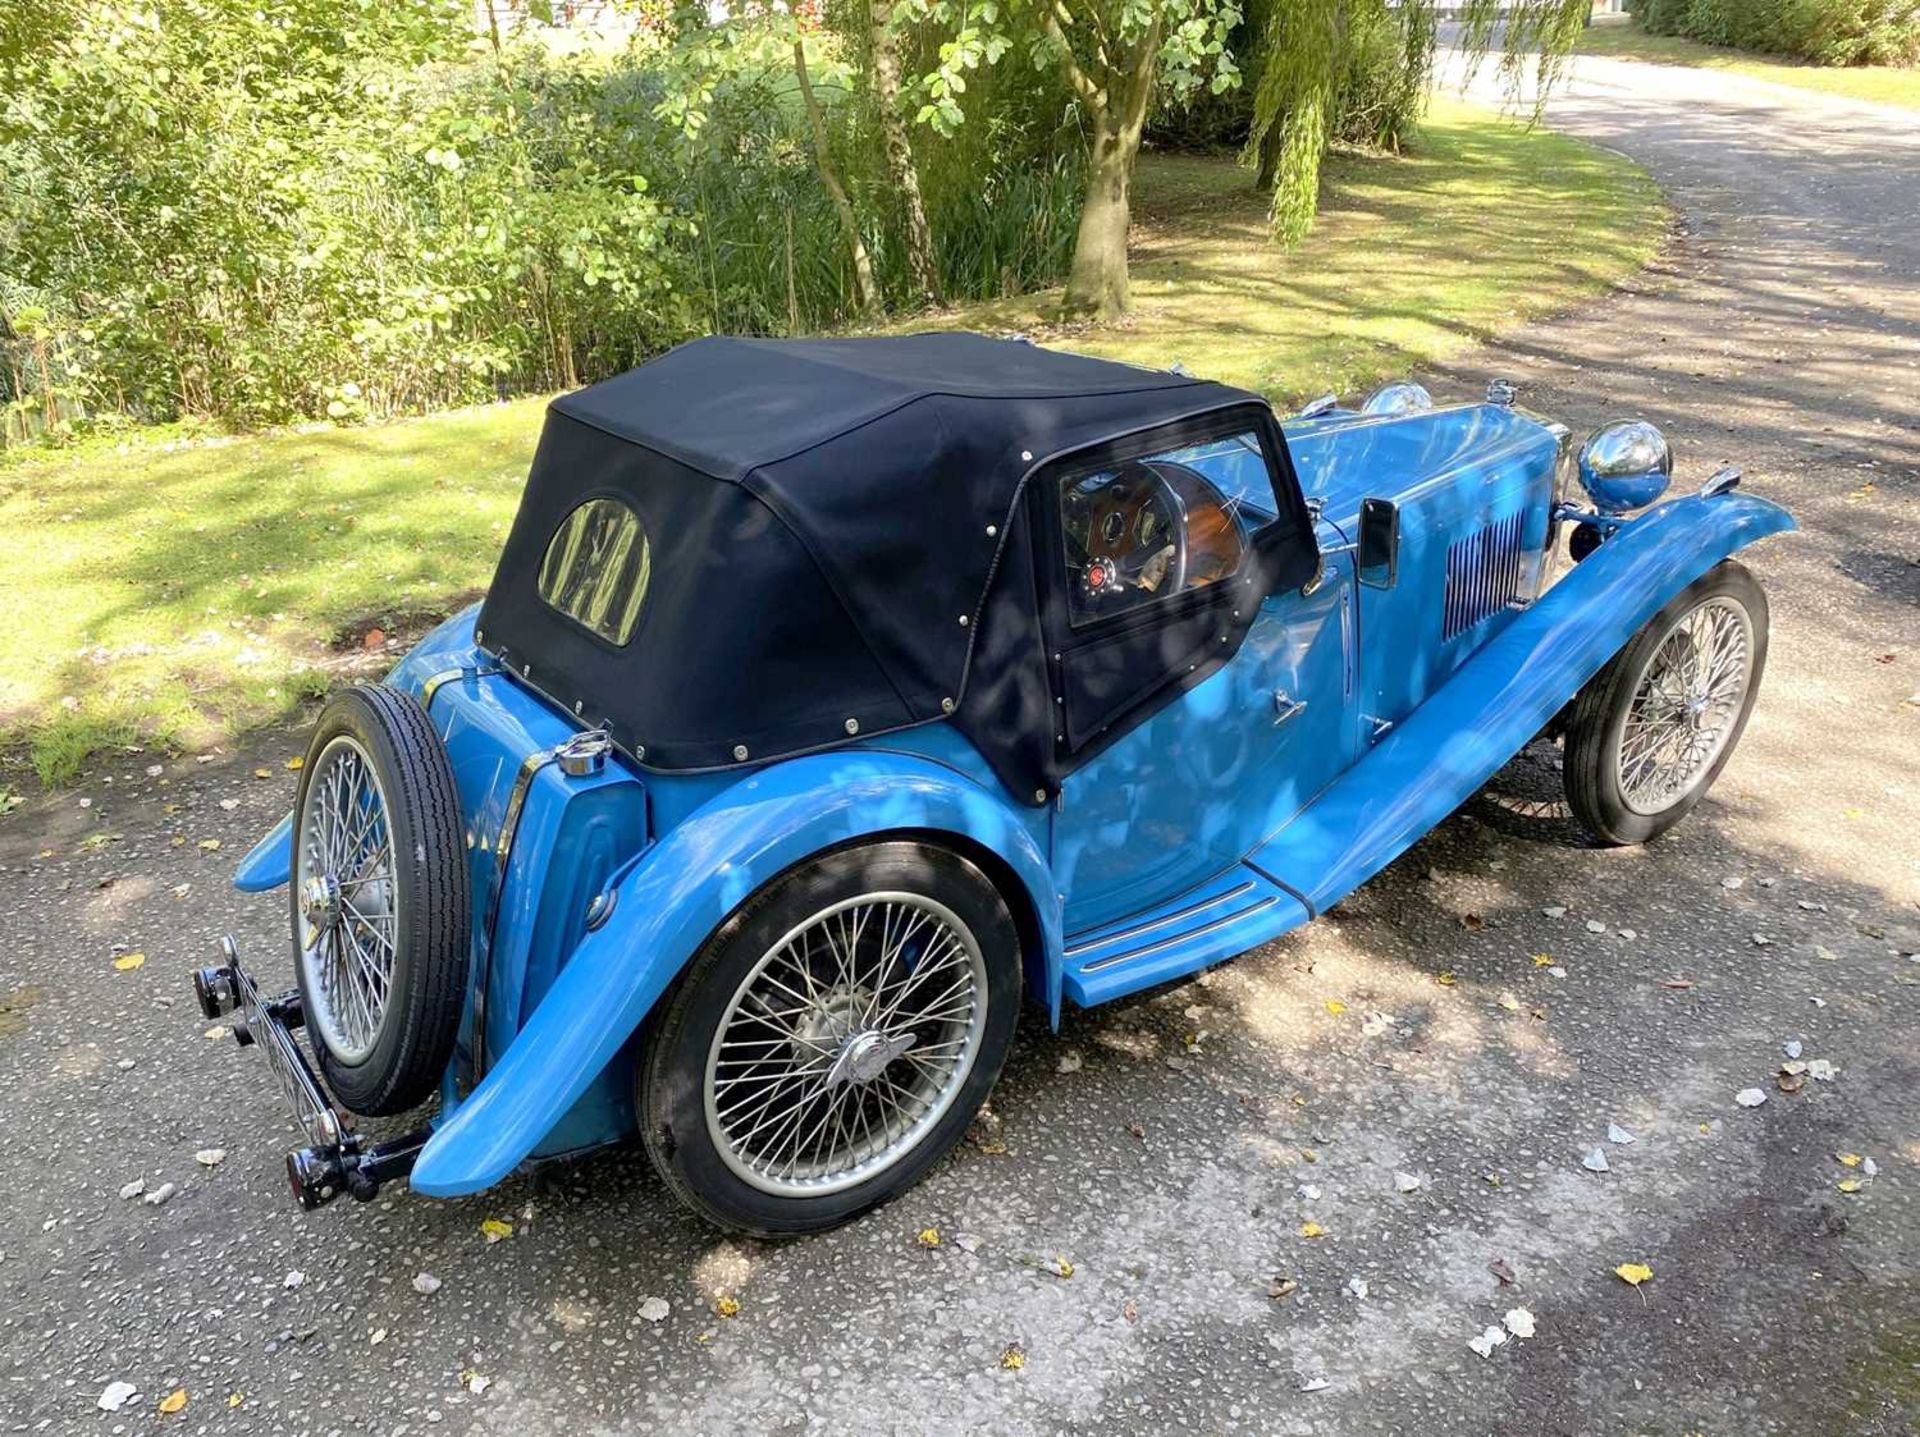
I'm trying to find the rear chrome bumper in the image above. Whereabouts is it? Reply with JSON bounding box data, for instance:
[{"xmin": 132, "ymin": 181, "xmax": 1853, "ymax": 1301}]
[{"xmin": 194, "ymin": 936, "xmax": 429, "ymax": 1210}]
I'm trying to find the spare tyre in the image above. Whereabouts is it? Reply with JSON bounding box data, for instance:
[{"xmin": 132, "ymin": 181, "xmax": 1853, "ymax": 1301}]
[{"xmin": 289, "ymin": 684, "xmax": 469, "ymax": 1115}]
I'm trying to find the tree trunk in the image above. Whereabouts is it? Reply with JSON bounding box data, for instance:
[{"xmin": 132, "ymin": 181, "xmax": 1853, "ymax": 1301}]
[
  {"xmin": 1061, "ymin": 116, "xmax": 1135, "ymax": 320},
  {"xmin": 869, "ymin": 0, "xmax": 941, "ymax": 306},
  {"xmin": 792, "ymin": 40, "xmax": 881, "ymax": 317}
]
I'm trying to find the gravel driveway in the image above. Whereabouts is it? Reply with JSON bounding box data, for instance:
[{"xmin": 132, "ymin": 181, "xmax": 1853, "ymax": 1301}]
[{"xmin": 2, "ymin": 55, "xmax": 1916, "ymax": 1437}]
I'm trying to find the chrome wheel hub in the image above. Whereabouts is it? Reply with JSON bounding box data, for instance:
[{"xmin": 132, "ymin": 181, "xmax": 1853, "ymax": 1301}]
[
  {"xmin": 293, "ymin": 735, "xmax": 399, "ymax": 1064},
  {"xmin": 705, "ymin": 893, "xmax": 988, "ymax": 1197},
  {"xmin": 301, "ymin": 874, "xmax": 343, "ymax": 933},
  {"xmin": 1616, "ymin": 595, "xmax": 1754, "ymax": 816}
]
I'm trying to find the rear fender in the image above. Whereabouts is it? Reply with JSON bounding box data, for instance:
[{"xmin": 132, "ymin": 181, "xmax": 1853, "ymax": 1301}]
[
  {"xmin": 1249, "ymin": 490, "xmax": 1795, "ymax": 912},
  {"xmin": 408, "ymin": 751, "xmax": 1058, "ymax": 1198}
]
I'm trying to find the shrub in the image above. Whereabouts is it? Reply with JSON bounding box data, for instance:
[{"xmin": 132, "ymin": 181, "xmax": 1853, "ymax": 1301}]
[
  {"xmin": 0, "ymin": 3, "xmax": 1084, "ymax": 433},
  {"xmin": 1639, "ymin": 0, "xmax": 1920, "ymax": 65}
]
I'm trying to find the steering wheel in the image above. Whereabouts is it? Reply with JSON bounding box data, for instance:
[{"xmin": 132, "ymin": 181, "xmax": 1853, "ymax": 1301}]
[{"xmin": 1078, "ymin": 460, "xmax": 1189, "ymax": 608}]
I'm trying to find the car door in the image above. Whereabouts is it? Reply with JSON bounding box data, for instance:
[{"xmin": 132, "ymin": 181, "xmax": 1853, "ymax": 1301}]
[{"xmin": 1044, "ymin": 418, "xmax": 1354, "ymax": 934}]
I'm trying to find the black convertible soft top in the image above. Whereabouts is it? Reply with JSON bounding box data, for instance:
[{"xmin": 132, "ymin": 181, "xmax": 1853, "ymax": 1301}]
[{"xmin": 477, "ymin": 333, "xmax": 1309, "ymax": 801}]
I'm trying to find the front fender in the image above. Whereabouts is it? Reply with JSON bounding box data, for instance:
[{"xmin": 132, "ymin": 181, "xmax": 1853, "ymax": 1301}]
[
  {"xmin": 1250, "ymin": 489, "xmax": 1795, "ymax": 911},
  {"xmin": 408, "ymin": 751, "xmax": 1060, "ymax": 1198}
]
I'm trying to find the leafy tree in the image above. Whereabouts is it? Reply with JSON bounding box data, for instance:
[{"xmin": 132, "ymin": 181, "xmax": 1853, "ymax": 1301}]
[
  {"xmin": 1250, "ymin": 0, "xmax": 1589, "ymax": 245},
  {"xmin": 910, "ymin": 0, "xmax": 1241, "ymax": 319}
]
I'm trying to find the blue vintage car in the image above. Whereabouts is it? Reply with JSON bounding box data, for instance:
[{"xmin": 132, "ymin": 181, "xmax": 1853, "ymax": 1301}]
[{"xmin": 194, "ymin": 334, "xmax": 1793, "ymax": 1234}]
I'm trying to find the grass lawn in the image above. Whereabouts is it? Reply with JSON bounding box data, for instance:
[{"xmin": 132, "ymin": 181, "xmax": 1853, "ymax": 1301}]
[
  {"xmin": 0, "ymin": 97, "xmax": 1663, "ymax": 791},
  {"xmin": 1577, "ymin": 19, "xmax": 1920, "ymax": 110}
]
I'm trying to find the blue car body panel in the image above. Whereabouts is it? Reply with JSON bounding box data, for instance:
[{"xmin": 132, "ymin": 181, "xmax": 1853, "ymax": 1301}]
[
  {"xmin": 408, "ymin": 748, "xmax": 1058, "ymax": 1197},
  {"xmin": 1248, "ymin": 490, "xmax": 1795, "ymax": 913},
  {"xmin": 231, "ymin": 392, "xmax": 1795, "ymax": 1199}
]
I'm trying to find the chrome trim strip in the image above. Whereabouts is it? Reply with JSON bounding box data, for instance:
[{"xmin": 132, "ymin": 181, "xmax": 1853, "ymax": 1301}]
[
  {"xmin": 1080, "ymin": 896, "xmax": 1281, "ymax": 973},
  {"xmin": 1064, "ymin": 880, "xmax": 1258, "ymax": 959}
]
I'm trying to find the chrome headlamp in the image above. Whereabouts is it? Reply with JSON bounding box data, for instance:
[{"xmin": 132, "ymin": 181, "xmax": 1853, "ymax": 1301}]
[{"xmin": 1577, "ymin": 419, "xmax": 1672, "ymax": 513}]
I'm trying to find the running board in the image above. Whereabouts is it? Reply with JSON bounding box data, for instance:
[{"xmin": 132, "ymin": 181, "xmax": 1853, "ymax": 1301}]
[{"xmin": 1062, "ymin": 866, "xmax": 1310, "ymax": 1007}]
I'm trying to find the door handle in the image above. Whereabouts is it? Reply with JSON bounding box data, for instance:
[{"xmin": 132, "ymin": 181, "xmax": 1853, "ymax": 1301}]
[{"xmin": 1273, "ymin": 691, "xmax": 1308, "ymax": 726}]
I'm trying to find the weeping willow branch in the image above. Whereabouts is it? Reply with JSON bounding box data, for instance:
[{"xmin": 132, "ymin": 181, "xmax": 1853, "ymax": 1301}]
[{"xmin": 1248, "ymin": 0, "xmax": 1591, "ymax": 248}]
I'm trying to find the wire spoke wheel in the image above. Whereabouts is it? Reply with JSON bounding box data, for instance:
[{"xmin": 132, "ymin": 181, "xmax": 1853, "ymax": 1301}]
[
  {"xmin": 295, "ymin": 734, "xmax": 399, "ymax": 1063},
  {"xmin": 1615, "ymin": 595, "xmax": 1754, "ymax": 816},
  {"xmin": 703, "ymin": 892, "xmax": 989, "ymax": 1198}
]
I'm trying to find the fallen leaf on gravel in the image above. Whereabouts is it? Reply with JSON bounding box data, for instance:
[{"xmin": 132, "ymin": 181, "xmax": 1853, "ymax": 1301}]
[
  {"xmin": 1436, "ymin": 971, "xmax": 1457, "ymax": 987},
  {"xmin": 1323, "ymin": 998, "xmax": 1347, "ymax": 1016},
  {"xmin": 412, "ymin": 1272, "xmax": 442, "ymax": 1295},
  {"xmin": 1504, "ymin": 1308, "xmax": 1536, "ymax": 1339},
  {"xmin": 195, "ymin": 1148, "xmax": 225, "ymax": 1167},
  {"xmin": 1361, "ymin": 1012, "xmax": 1394, "ymax": 1037},
  {"xmin": 639, "ymin": 1297, "xmax": 670, "ymax": 1323},
  {"xmin": 1721, "ymin": 876, "xmax": 1744, "ymax": 890},
  {"xmin": 917, "ymin": 1227, "xmax": 941, "ymax": 1248},
  {"xmin": 252, "ymin": 768, "xmax": 272, "ymax": 780},
  {"xmin": 113, "ymin": 952, "xmax": 146, "ymax": 971},
  {"xmin": 1488, "ymin": 1258, "xmax": 1516, "ymax": 1286},
  {"xmin": 715, "ymin": 1296, "xmax": 741, "ymax": 1318},
  {"xmin": 228, "ymin": 1393, "xmax": 243, "ymax": 1409},
  {"xmin": 1460, "ymin": 913, "xmax": 1486, "ymax": 931},
  {"xmin": 1000, "ymin": 1343, "xmax": 1027, "ymax": 1370},
  {"xmin": 1864, "ymin": 1156, "xmax": 1880, "ymax": 1177},
  {"xmin": 286, "ymin": 756, "xmax": 304, "ymax": 771},
  {"xmin": 1394, "ymin": 1172, "xmax": 1422, "ymax": 1193},
  {"xmin": 1468, "ymin": 1325, "xmax": 1508, "ymax": 1358},
  {"xmin": 197, "ymin": 838, "xmax": 222, "ymax": 852},
  {"xmin": 1614, "ymin": 1263, "xmax": 1654, "ymax": 1287},
  {"xmin": 1735, "ymin": 1088, "xmax": 1768, "ymax": 1107},
  {"xmin": 1808, "ymin": 1059, "xmax": 1837, "ymax": 1081},
  {"xmin": 1838, "ymin": 1152, "xmax": 1863, "ymax": 1167},
  {"xmin": 1045, "ymin": 1256, "xmax": 1074, "ymax": 1279},
  {"xmin": 98, "ymin": 1382, "xmax": 138, "ymax": 1412},
  {"xmin": 158, "ymin": 1389, "xmax": 187, "ymax": 1415},
  {"xmin": 1122, "ymin": 1299, "xmax": 1140, "ymax": 1324},
  {"xmin": 1608, "ymin": 1124, "xmax": 1637, "ymax": 1145},
  {"xmin": 1269, "ymin": 1276, "xmax": 1299, "ymax": 1299},
  {"xmin": 1497, "ymin": 993, "xmax": 1520, "ymax": 1013},
  {"xmin": 1299, "ymin": 1221, "xmax": 1326, "ymax": 1239},
  {"xmin": 1055, "ymin": 1050, "xmax": 1083, "ymax": 1074},
  {"xmin": 1838, "ymin": 1178, "xmax": 1863, "ymax": 1194},
  {"xmin": 218, "ymin": 798, "xmax": 240, "ymax": 812},
  {"xmin": 1582, "ymin": 1148, "xmax": 1610, "ymax": 1173},
  {"xmin": 1778, "ymin": 1072, "xmax": 1806, "ymax": 1094},
  {"xmin": 1532, "ymin": 953, "xmax": 1555, "ymax": 967},
  {"xmin": 203, "ymin": 1026, "xmax": 228, "ymax": 1041},
  {"xmin": 463, "ymin": 1371, "xmax": 491, "ymax": 1395},
  {"xmin": 479, "ymin": 1218, "xmax": 514, "ymax": 1242}
]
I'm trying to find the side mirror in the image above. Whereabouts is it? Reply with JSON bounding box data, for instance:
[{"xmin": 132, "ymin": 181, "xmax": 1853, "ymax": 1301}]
[{"xmin": 1358, "ymin": 498, "xmax": 1399, "ymax": 589}]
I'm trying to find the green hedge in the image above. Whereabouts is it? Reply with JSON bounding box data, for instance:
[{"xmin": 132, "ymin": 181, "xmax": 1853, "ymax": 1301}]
[
  {"xmin": 0, "ymin": 3, "xmax": 1082, "ymax": 434},
  {"xmin": 1638, "ymin": 0, "xmax": 1920, "ymax": 66}
]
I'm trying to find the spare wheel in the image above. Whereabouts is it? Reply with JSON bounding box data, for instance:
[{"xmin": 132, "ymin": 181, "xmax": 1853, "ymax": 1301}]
[{"xmin": 289, "ymin": 684, "xmax": 470, "ymax": 1115}]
